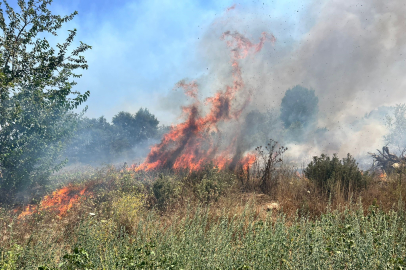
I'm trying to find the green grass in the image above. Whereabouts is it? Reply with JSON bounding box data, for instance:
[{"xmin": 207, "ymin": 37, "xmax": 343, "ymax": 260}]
[{"xmin": 2, "ymin": 204, "xmax": 406, "ymax": 269}]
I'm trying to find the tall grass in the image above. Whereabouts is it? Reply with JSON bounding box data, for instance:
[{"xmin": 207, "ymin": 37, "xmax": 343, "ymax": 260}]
[
  {"xmin": 0, "ymin": 165, "xmax": 406, "ymax": 269},
  {"xmin": 2, "ymin": 202, "xmax": 406, "ymax": 269}
]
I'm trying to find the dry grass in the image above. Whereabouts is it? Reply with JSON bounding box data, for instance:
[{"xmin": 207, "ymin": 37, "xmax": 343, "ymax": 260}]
[{"xmin": 1, "ymin": 165, "xmax": 406, "ymax": 268}]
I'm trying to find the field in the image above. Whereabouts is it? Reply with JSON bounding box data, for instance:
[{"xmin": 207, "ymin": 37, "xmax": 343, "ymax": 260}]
[{"xmin": 1, "ymin": 165, "xmax": 406, "ymax": 269}]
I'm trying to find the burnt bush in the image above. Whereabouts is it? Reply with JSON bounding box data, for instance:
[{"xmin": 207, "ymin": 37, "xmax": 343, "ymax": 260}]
[
  {"xmin": 255, "ymin": 139, "xmax": 287, "ymax": 197},
  {"xmin": 304, "ymin": 153, "xmax": 367, "ymax": 199}
]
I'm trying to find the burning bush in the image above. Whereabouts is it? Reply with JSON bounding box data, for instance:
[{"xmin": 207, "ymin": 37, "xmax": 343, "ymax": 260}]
[{"xmin": 304, "ymin": 153, "xmax": 367, "ymax": 199}]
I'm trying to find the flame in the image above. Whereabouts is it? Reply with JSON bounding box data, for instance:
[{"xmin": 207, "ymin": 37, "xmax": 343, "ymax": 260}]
[
  {"xmin": 379, "ymin": 172, "xmax": 387, "ymax": 181},
  {"xmin": 18, "ymin": 205, "xmax": 38, "ymax": 219},
  {"xmin": 17, "ymin": 184, "xmax": 90, "ymax": 219},
  {"xmin": 239, "ymin": 153, "xmax": 257, "ymax": 169},
  {"xmin": 133, "ymin": 31, "xmax": 274, "ymax": 172}
]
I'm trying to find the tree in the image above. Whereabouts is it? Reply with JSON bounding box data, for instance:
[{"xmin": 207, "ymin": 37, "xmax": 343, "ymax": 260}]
[
  {"xmin": 0, "ymin": 0, "xmax": 91, "ymax": 202},
  {"xmin": 133, "ymin": 108, "xmax": 159, "ymax": 141},
  {"xmin": 63, "ymin": 109, "xmax": 161, "ymax": 165},
  {"xmin": 64, "ymin": 117, "xmax": 114, "ymax": 164},
  {"xmin": 112, "ymin": 108, "xmax": 159, "ymax": 146},
  {"xmin": 280, "ymin": 85, "xmax": 319, "ymax": 129}
]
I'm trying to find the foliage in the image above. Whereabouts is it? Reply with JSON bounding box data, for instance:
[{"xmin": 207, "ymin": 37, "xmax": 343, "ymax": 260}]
[
  {"xmin": 0, "ymin": 166, "xmax": 405, "ymax": 268},
  {"xmin": 152, "ymin": 174, "xmax": 179, "ymax": 211},
  {"xmin": 194, "ymin": 166, "xmax": 234, "ymax": 203},
  {"xmin": 4, "ymin": 203, "xmax": 406, "ymax": 269},
  {"xmin": 64, "ymin": 116, "xmax": 114, "ymax": 164},
  {"xmin": 0, "ymin": 244, "xmax": 22, "ymax": 270},
  {"xmin": 280, "ymin": 85, "xmax": 319, "ymax": 129},
  {"xmin": 304, "ymin": 153, "xmax": 367, "ymax": 198},
  {"xmin": 112, "ymin": 193, "xmax": 143, "ymax": 227},
  {"xmin": 64, "ymin": 108, "xmax": 162, "ymax": 165},
  {"xmin": 0, "ymin": 0, "xmax": 91, "ymax": 202},
  {"xmin": 59, "ymin": 247, "xmax": 94, "ymax": 270}
]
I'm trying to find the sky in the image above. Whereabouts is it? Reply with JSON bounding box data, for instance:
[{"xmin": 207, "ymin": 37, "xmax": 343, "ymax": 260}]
[
  {"xmin": 5, "ymin": 0, "xmax": 406, "ymax": 163},
  {"xmin": 41, "ymin": 0, "xmax": 309, "ymax": 125}
]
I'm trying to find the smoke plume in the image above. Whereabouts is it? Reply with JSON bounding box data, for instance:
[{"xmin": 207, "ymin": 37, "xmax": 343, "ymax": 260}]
[{"xmin": 141, "ymin": 0, "xmax": 406, "ymax": 170}]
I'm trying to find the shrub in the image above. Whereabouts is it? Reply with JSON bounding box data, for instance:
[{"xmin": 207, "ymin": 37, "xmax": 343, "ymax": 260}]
[
  {"xmin": 195, "ymin": 168, "xmax": 232, "ymax": 203},
  {"xmin": 152, "ymin": 175, "xmax": 179, "ymax": 210},
  {"xmin": 112, "ymin": 193, "xmax": 144, "ymax": 229},
  {"xmin": 304, "ymin": 153, "xmax": 367, "ymax": 198},
  {"xmin": 255, "ymin": 139, "xmax": 287, "ymax": 196}
]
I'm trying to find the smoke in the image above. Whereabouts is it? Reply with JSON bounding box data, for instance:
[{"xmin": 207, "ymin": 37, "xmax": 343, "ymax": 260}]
[
  {"xmin": 128, "ymin": 0, "xmax": 406, "ymax": 172},
  {"xmin": 174, "ymin": 0, "xmax": 405, "ymax": 166}
]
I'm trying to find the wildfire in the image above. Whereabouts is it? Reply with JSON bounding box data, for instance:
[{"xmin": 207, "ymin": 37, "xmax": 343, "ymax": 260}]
[
  {"xmin": 132, "ymin": 31, "xmax": 275, "ymax": 172},
  {"xmin": 17, "ymin": 184, "xmax": 90, "ymax": 219},
  {"xmin": 379, "ymin": 172, "xmax": 387, "ymax": 181}
]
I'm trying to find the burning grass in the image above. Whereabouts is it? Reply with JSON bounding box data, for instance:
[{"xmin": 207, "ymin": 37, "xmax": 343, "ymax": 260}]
[{"xmin": 1, "ymin": 165, "xmax": 406, "ymax": 268}]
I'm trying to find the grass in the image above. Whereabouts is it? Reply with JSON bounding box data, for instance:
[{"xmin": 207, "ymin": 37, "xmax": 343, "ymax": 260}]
[{"xmin": 1, "ymin": 165, "xmax": 406, "ymax": 269}]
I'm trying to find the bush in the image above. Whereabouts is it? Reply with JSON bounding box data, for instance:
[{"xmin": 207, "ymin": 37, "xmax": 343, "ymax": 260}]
[
  {"xmin": 304, "ymin": 153, "xmax": 367, "ymax": 198},
  {"xmin": 255, "ymin": 139, "xmax": 287, "ymax": 196},
  {"xmin": 112, "ymin": 193, "xmax": 144, "ymax": 230},
  {"xmin": 152, "ymin": 175, "xmax": 180, "ymax": 210},
  {"xmin": 194, "ymin": 168, "xmax": 234, "ymax": 203}
]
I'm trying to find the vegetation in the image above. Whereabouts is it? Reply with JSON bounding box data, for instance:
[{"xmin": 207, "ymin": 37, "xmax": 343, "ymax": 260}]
[
  {"xmin": 1, "ymin": 1, "xmax": 406, "ymax": 269},
  {"xmin": 0, "ymin": 165, "xmax": 405, "ymax": 269},
  {"xmin": 64, "ymin": 108, "xmax": 165, "ymax": 165},
  {"xmin": 0, "ymin": 0, "xmax": 91, "ymax": 203},
  {"xmin": 280, "ymin": 85, "xmax": 319, "ymax": 129},
  {"xmin": 304, "ymin": 153, "xmax": 368, "ymax": 199}
]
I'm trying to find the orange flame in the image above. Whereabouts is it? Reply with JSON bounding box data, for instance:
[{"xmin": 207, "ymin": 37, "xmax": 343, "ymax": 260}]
[
  {"xmin": 132, "ymin": 31, "xmax": 274, "ymax": 172},
  {"xmin": 379, "ymin": 172, "xmax": 387, "ymax": 181},
  {"xmin": 17, "ymin": 184, "xmax": 90, "ymax": 219},
  {"xmin": 239, "ymin": 153, "xmax": 257, "ymax": 169}
]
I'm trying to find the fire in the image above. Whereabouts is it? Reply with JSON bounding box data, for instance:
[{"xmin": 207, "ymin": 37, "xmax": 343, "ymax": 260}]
[
  {"xmin": 132, "ymin": 31, "xmax": 275, "ymax": 172},
  {"xmin": 379, "ymin": 172, "xmax": 387, "ymax": 181},
  {"xmin": 17, "ymin": 184, "xmax": 90, "ymax": 219},
  {"xmin": 239, "ymin": 153, "xmax": 257, "ymax": 169}
]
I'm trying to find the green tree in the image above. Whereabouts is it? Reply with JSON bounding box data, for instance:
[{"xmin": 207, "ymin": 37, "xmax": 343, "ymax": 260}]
[
  {"xmin": 112, "ymin": 108, "xmax": 159, "ymax": 147},
  {"xmin": 64, "ymin": 116, "xmax": 114, "ymax": 164},
  {"xmin": 64, "ymin": 109, "xmax": 161, "ymax": 165},
  {"xmin": 133, "ymin": 108, "xmax": 159, "ymax": 141},
  {"xmin": 280, "ymin": 85, "xmax": 319, "ymax": 129},
  {"xmin": 0, "ymin": 0, "xmax": 91, "ymax": 202}
]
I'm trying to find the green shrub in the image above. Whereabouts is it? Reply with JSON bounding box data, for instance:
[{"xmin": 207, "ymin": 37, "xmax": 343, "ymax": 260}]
[
  {"xmin": 152, "ymin": 175, "xmax": 179, "ymax": 210},
  {"xmin": 304, "ymin": 153, "xmax": 367, "ymax": 198}
]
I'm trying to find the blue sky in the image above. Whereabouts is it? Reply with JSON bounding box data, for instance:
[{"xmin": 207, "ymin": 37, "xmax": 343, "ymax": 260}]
[{"xmin": 9, "ymin": 0, "xmax": 312, "ymax": 125}]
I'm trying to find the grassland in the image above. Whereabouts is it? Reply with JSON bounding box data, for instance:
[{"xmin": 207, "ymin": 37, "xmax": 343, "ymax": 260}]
[{"xmin": 1, "ymin": 165, "xmax": 406, "ymax": 269}]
